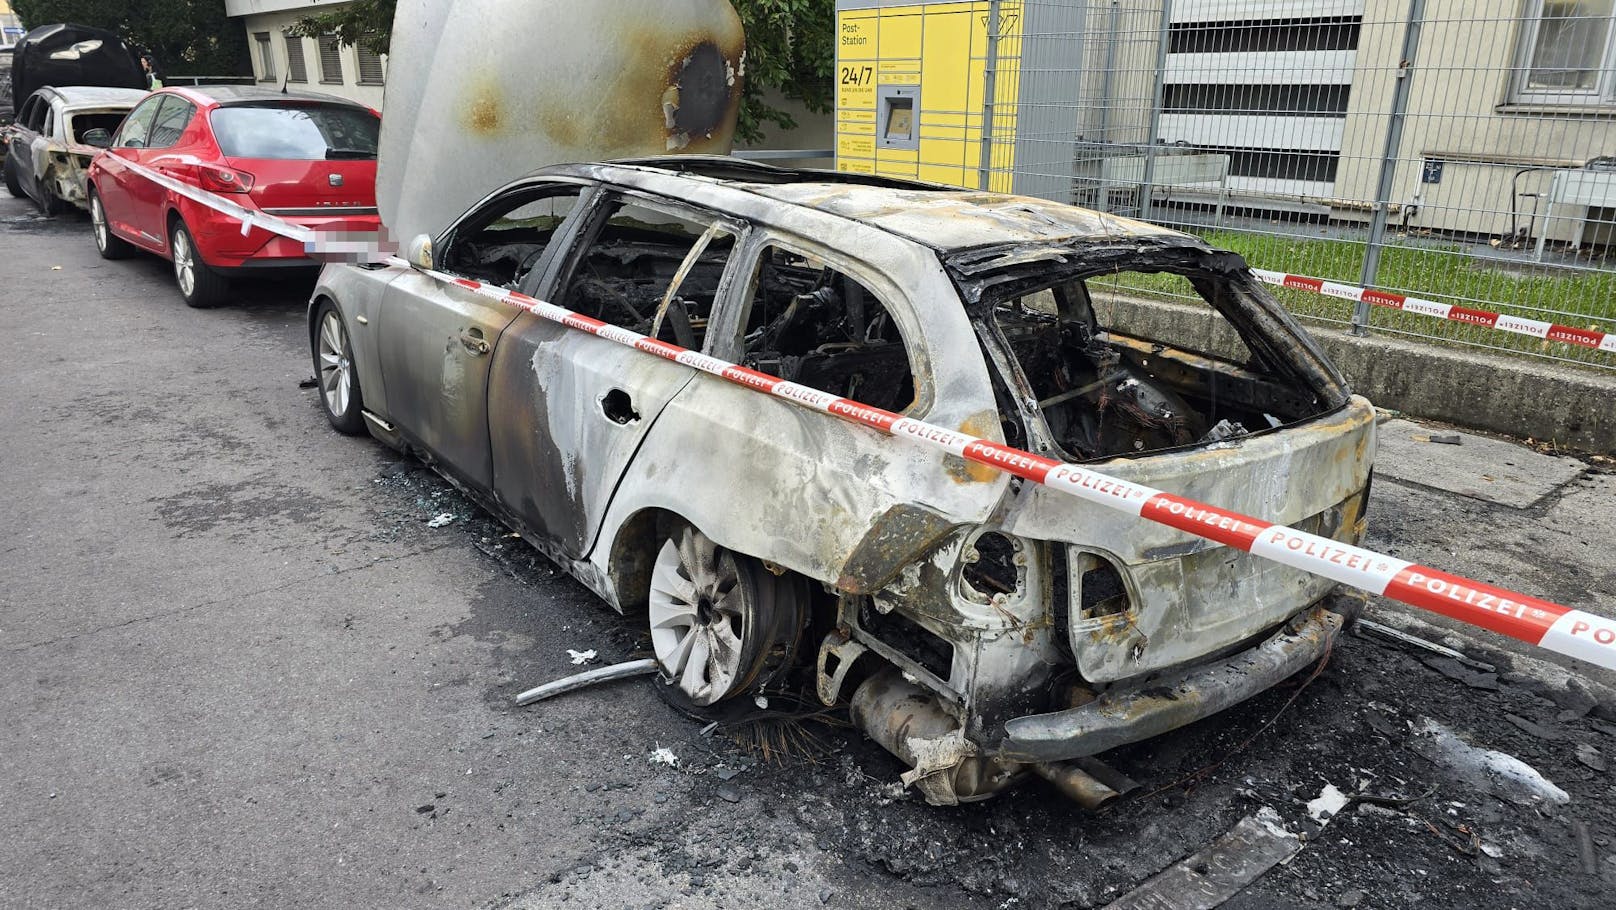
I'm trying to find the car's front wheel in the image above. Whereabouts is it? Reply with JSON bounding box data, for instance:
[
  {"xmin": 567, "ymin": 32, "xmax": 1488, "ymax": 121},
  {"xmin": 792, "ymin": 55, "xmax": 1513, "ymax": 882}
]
[
  {"xmin": 648, "ymin": 524, "xmax": 807, "ymax": 712},
  {"xmin": 90, "ymin": 191, "xmax": 134, "ymax": 260},
  {"xmin": 170, "ymin": 219, "xmax": 229, "ymax": 308},
  {"xmin": 3, "ymin": 157, "xmax": 24, "ymax": 199},
  {"xmin": 312, "ymin": 300, "xmax": 366, "ymax": 435}
]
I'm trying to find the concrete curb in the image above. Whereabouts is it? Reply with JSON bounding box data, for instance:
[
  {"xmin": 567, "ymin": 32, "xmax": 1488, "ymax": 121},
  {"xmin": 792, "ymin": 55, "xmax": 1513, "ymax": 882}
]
[{"xmin": 1097, "ymin": 296, "xmax": 1616, "ymax": 453}]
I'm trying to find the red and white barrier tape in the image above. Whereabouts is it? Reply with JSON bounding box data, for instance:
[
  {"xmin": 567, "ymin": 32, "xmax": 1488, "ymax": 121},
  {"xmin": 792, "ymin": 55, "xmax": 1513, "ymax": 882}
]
[
  {"xmin": 119, "ymin": 159, "xmax": 392, "ymax": 260},
  {"xmin": 120, "ymin": 164, "xmax": 1616, "ymax": 672},
  {"xmin": 421, "ymin": 266, "xmax": 1616, "ymax": 673},
  {"xmin": 1251, "ymin": 268, "xmax": 1616, "ymax": 354}
]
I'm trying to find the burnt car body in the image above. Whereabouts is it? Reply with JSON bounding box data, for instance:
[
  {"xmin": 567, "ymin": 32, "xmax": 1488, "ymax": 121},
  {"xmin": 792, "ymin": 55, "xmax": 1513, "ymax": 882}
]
[
  {"xmin": 4, "ymin": 85, "xmax": 145, "ymax": 213},
  {"xmin": 309, "ymin": 157, "xmax": 1374, "ymax": 804},
  {"xmin": 7, "ymin": 23, "xmax": 145, "ymax": 114}
]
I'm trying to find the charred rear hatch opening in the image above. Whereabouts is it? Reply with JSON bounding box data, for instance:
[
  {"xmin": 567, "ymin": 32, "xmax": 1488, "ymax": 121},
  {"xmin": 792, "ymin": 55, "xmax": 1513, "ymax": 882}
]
[{"xmin": 948, "ymin": 238, "xmax": 1351, "ymax": 463}]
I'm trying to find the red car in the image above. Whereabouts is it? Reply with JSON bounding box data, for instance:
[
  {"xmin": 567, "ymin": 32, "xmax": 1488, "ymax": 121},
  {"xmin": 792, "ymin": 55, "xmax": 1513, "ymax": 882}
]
[{"xmin": 86, "ymin": 86, "xmax": 381, "ymax": 307}]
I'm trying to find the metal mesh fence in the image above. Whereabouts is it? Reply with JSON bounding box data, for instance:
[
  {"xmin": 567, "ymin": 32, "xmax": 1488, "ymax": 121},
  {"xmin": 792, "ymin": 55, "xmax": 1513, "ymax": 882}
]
[{"xmin": 977, "ymin": 0, "xmax": 1616, "ymax": 371}]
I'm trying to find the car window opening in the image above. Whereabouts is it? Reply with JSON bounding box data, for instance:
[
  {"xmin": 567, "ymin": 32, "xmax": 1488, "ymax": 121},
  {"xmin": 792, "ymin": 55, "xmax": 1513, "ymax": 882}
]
[
  {"xmin": 740, "ymin": 245, "xmax": 915, "ymax": 413},
  {"xmin": 68, "ymin": 112, "xmax": 127, "ymax": 144},
  {"xmin": 557, "ymin": 198, "xmax": 734, "ymax": 352},
  {"xmin": 444, "ymin": 189, "xmax": 582, "ymax": 289},
  {"xmin": 988, "ymin": 268, "xmax": 1333, "ymax": 461}
]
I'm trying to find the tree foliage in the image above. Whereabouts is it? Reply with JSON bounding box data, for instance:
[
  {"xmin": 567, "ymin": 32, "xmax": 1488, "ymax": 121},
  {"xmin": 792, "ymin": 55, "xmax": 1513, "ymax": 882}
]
[
  {"xmin": 11, "ymin": 0, "xmax": 247, "ymax": 76},
  {"xmin": 287, "ymin": 0, "xmax": 396, "ymax": 57},
  {"xmin": 730, "ymin": 0, "xmax": 835, "ymax": 144},
  {"xmin": 292, "ymin": 0, "xmax": 835, "ymax": 145}
]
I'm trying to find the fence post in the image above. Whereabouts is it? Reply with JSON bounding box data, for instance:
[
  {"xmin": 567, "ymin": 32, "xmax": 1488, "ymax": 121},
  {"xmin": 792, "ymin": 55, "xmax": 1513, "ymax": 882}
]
[
  {"xmin": 1355, "ymin": 0, "xmax": 1425, "ymax": 336},
  {"xmin": 1138, "ymin": 0, "xmax": 1173, "ymax": 223},
  {"xmin": 977, "ymin": 0, "xmax": 1003, "ymax": 191}
]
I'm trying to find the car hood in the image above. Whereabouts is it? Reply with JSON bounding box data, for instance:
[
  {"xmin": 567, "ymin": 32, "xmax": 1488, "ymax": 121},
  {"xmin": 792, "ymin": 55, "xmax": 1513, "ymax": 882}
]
[{"xmin": 377, "ymin": 0, "xmax": 745, "ymax": 245}]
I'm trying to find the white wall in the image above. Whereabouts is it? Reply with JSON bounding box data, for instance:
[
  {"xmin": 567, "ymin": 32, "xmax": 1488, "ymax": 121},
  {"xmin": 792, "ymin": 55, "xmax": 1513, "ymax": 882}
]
[{"xmin": 232, "ymin": 5, "xmax": 386, "ymax": 109}]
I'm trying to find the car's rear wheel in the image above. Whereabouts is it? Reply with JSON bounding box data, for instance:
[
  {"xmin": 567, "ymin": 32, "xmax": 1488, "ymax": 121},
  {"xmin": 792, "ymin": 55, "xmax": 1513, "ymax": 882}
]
[
  {"xmin": 312, "ymin": 300, "xmax": 366, "ymax": 435},
  {"xmin": 648, "ymin": 524, "xmax": 806, "ymax": 710},
  {"xmin": 36, "ymin": 173, "xmax": 66, "ymax": 216},
  {"xmin": 170, "ymin": 219, "xmax": 228, "ymax": 308},
  {"xmin": 3, "ymin": 157, "xmax": 23, "ymax": 199},
  {"xmin": 90, "ymin": 191, "xmax": 134, "ymax": 260}
]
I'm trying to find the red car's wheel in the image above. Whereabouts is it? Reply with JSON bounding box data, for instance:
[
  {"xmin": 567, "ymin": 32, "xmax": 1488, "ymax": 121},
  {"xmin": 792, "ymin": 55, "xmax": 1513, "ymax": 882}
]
[
  {"xmin": 170, "ymin": 219, "xmax": 229, "ymax": 308},
  {"xmin": 90, "ymin": 191, "xmax": 135, "ymax": 260}
]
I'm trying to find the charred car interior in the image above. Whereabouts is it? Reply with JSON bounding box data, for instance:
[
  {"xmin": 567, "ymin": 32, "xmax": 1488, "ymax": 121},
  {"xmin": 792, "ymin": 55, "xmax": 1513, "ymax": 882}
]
[{"xmin": 970, "ymin": 253, "xmax": 1347, "ymax": 462}]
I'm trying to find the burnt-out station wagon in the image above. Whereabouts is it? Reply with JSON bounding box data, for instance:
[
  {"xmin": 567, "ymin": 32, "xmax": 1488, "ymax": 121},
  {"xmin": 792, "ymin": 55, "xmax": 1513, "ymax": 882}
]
[{"xmin": 309, "ymin": 156, "xmax": 1374, "ymax": 805}]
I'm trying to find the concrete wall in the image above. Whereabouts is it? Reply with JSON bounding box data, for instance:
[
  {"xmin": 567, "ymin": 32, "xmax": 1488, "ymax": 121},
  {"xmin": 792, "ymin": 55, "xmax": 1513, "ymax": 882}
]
[
  {"xmin": 1095, "ymin": 294, "xmax": 1616, "ymax": 452},
  {"xmin": 230, "ymin": 4, "xmax": 386, "ymax": 109}
]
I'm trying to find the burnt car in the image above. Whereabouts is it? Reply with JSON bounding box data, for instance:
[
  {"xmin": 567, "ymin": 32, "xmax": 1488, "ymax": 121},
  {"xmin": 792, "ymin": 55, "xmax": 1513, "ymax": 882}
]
[
  {"xmin": 309, "ymin": 157, "xmax": 1374, "ymax": 804},
  {"xmin": 5, "ymin": 85, "xmax": 145, "ymax": 213}
]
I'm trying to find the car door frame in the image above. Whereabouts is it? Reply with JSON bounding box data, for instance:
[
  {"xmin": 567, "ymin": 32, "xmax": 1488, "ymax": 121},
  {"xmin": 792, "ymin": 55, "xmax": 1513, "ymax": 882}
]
[
  {"xmin": 377, "ymin": 176, "xmax": 599, "ymax": 497},
  {"xmin": 8, "ymin": 92, "xmax": 41, "ymax": 191},
  {"xmin": 486, "ymin": 183, "xmax": 753, "ymax": 560},
  {"xmin": 95, "ymin": 93, "xmax": 168, "ymax": 250}
]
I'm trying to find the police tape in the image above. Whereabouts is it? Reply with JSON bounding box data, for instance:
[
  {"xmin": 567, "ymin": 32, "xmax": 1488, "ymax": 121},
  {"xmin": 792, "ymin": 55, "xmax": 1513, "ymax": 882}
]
[
  {"xmin": 115, "ymin": 163, "xmax": 1616, "ymax": 673},
  {"xmin": 1251, "ymin": 268, "xmax": 1616, "ymax": 354},
  {"xmin": 118, "ymin": 159, "xmax": 394, "ymax": 260},
  {"xmin": 421, "ymin": 267, "xmax": 1616, "ymax": 674}
]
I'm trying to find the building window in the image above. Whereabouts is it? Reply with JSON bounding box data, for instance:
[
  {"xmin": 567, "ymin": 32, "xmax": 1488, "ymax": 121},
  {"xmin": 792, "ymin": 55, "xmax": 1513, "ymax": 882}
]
[
  {"xmin": 254, "ymin": 31, "xmax": 275, "ymax": 82},
  {"xmin": 356, "ymin": 44, "xmax": 385, "ymax": 85},
  {"xmin": 318, "ymin": 33, "xmax": 344, "ymax": 84},
  {"xmin": 1513, "ymin": 0, "xmax": 1616, "ymax": 105},
  {"xmin": 283, "ymin": 33, "xmax": 308, "ymax": 83}
]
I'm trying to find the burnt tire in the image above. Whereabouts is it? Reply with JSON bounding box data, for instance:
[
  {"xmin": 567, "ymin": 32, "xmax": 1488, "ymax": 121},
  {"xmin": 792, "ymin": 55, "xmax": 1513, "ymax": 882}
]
[
  {"xmin": 36, "ymin": 174, "xmax": 66, "ymax": 216},
  {"xmin": 312, "ymin": 299, "xmax": 366, "ymax": 435},
  {"xmin": 647, "ymin": 523, "xmax": 807, "ymax": 715},
  {"xmin": 3, "ymin": 158, "xmax": 23, "ymax": 198},
  {"xmin": 170, "ymin": 219, "xmax": 228, "ymax": 308},
  {"xmin": 90, "ymin": 191, "xmax": 134, "ymax": 260}
]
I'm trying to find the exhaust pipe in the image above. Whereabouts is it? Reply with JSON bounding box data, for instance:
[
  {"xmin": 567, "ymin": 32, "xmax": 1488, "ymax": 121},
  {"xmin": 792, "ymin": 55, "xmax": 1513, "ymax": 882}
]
[
  {"xmin": 850, "ymin": 670, "xmax": 1142, "ymax": 809},
  {"xmin": 849, "ymin": 671, "xmax": 1020, "ymax": 805},
  {"xmin": 1032, "ymin": 758, "xmax": 1139, "ymax": 810}
]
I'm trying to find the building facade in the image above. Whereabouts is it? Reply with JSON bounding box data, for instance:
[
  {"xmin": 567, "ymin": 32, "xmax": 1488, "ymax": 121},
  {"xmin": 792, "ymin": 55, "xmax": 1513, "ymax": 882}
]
[
  {"xmin": 835, "ymin": 0, "xmax": 1616, "ymax": 247},
  {"xmin": 224, "ymin": 0, "xmax": 387, "ymax": 108}
]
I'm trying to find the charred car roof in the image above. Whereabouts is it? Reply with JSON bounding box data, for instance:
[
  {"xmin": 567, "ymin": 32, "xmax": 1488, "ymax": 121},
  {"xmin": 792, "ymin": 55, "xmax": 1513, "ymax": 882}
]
[
  {"xmin": 560, "ymin": 156, "xmax": 1204, "ymax": 261},
  {"xmin": 33, "ymin": 85, "xmax": 147, "ymax": 108}
]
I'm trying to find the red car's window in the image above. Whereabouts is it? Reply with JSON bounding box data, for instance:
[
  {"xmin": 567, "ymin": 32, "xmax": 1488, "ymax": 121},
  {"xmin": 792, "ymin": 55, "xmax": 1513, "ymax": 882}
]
[
  {"xmin": 209, "ymin": 104, "xmax": 379, "ymax": 160},
  {"xmin": 146, "ymin": 96, "xmax": 195, "ymax": 149}
]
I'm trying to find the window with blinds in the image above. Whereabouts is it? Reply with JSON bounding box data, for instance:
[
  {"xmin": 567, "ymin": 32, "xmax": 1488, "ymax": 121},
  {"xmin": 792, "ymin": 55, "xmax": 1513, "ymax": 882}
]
[
  {"xmin": 318, "ymin": 33, "xmax": 344, "ymax": 84},
  {"xmin": 283, "ymin": 33, "xmax": 308, "ymax": 83},
  {"xmin": 356, "ymin": 45, "xmax": 385, "ymax": 85},
  {"xmin": 254, "ymin": 31, "xmax": 274, "ymax": 82}
]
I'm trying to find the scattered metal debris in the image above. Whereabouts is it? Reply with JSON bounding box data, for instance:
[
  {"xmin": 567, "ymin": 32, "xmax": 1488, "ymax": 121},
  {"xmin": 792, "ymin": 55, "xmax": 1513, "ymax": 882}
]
[
  {"xmin": 1355, "ymin": 619, "xmax": 1496, "ymax": 672},
  {"xmin": 1100, "ymin": 807, "xmax": 1301, "ymax": 910},
  {"xmin": 512, "ymin": 658, "xmax": 659, "ymax": 707},
  {"xmin": 1573, "ymin": 820, "xmax": 1598, "ymax": 875},
  {"xmin": 1409, "ymin": 718, "xmax": 1570, "ymax": 807},
  {"xmin": 1306, "ymin": 783, "xmax": 1350, "ymax": 826}
]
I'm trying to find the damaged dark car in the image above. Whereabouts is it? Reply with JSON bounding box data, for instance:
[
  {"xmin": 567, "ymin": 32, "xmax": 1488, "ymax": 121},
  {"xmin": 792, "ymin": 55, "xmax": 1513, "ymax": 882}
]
[{"xmin": 309, "ymin": 157, "xmax": 1375, "ymax": 805}]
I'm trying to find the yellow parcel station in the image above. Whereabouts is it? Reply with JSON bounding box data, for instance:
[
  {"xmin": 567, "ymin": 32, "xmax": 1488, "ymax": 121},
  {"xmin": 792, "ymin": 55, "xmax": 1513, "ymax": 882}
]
[{"xmin": 835, "ymin": 1, "xmax": 1023, "ymax": 191}]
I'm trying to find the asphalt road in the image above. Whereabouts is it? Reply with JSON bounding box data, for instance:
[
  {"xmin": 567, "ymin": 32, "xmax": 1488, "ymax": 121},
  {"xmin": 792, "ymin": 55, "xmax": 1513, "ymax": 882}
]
[{"xmin": 2, "ymin": 194, "xmax": 1613, "ymax": 910}]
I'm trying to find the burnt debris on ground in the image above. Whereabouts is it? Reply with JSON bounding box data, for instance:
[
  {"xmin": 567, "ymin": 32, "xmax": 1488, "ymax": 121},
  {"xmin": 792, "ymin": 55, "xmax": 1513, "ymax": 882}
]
[{"xmin": 375, "ymin": 459, "xmax": 1613, "ymax": 909}]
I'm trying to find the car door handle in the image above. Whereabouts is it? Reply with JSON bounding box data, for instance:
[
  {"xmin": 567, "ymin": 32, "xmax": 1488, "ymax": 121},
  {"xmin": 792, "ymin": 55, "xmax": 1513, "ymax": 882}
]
[{"xmin": 458, "ymin": 329, "xmax": 490, "ymax": 356}]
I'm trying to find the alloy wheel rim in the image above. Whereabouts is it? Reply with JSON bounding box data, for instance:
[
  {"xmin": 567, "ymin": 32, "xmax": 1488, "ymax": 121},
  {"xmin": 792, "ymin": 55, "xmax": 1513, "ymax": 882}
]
[
  {"xmin": 173, "ymin": 230, "xmax": 194, "ymax": 296},
  {"xmin": 318, "ymin": 311, "xmax": 351, "ymax": 417},
  {"xmin": 91, "ymin": 198, "xmax": 107, "ymax": 250},
  {"xmin": 648, "ymin": 527, "xmax": 746, "ymax": 706}
]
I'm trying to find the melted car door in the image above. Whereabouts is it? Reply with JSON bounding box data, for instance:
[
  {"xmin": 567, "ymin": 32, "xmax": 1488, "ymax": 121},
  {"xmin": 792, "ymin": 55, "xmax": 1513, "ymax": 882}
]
[
  {"xmin": 378, "ymin": 182, "xmax": 587, "ymax": 493},
  {"xmin": 488, "ymin": 193, "xmax": 743, "ymax": 559}
]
